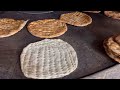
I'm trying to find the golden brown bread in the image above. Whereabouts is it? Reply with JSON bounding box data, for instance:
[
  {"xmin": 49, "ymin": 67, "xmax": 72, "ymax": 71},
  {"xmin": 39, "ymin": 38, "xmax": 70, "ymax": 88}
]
[
  {"xmin": 104, "ymin": 11, "xmax": 120, "ymax": 20},
  {"xmin": 27, "ymin": 19, "xmax": 67, "ymax": 38},
  {"xmin": 60, "ymin": 12, "xmax": 92, "ymax": 27},
  {"xmin": 103, "ymin": 35, "xmax": 120, "ymax": 63},
  {"xmin": 0, "ymin": 18, "xmax": 28, "ymax": 38}
]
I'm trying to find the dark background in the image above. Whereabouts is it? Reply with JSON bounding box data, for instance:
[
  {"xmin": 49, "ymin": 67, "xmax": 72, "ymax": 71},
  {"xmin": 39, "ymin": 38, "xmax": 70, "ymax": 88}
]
[{"xmin": 0, "ymin": 0, "xmax": 119, "ymax": 10}]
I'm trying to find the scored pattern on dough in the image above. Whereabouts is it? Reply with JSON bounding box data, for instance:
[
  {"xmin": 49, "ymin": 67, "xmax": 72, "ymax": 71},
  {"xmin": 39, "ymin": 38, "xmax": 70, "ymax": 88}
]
[
  {"xmin": 103, "ymin": 36, "xmax": 120, "ymax": 63},
  {"xmin": 60, "ymin": 12, "xmax": 92, "ymax": 27},
  {"xmin": 20, "ymin": 39, "xmax": 78, "ymax": 79},
  {"xmin": 0, "ymin": 18, "xmax": 28, "ymax": 38},
  {"xmin": 27, "ymin": 19, "xmax": 67, "ymax": 38}
]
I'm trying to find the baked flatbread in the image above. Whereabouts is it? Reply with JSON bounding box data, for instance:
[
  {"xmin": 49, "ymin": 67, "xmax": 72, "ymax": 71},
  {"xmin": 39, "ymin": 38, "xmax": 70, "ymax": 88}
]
[
  {"xmin": 27, "ymin": 19, "xmax": 67, "ymax": 38},
  {"xmin": 60, "ymin": 12, "xmax": 92, "ymax": 27},
  {"xmin": 20, "ymin": 39, "xmax": 78, "ymax": 79},
  {"xmin": 104, "ymin": 11, "xmax": 120, "ymax": 20},
  {"xmin": 103, "ymin": 36, "xmax": 120, "ymax": 63},
  {"xmin": 0, "ymin": 18, "xmax": 28, "ymax": 38}
]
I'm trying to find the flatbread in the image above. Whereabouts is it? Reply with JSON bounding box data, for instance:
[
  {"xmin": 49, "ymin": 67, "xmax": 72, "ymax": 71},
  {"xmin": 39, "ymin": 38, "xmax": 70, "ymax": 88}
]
[
  {"xmin": 0, "ymin": 18, "xmax": 28, "ymax": 38},
  {"xmin": 27, "ymin": 19, "xmax": 67, "ymax": 38},
  {"xmin": 103, "ymin": 37, "xmax": 120, "ymax": 63},
  {"xmin": 106, "ymin": 37, "xmax": 120, "ymax": 56},
  {"xmin": 104, "ymin": 11, "xmax": 120, "ymax": 20},
  {"xmin": 60, "ymin": 12, "xmax": 92, "ymax": 27},
  {"xmin": 20, "ymin": 39, "xmax": 78, "ymax": 79}
]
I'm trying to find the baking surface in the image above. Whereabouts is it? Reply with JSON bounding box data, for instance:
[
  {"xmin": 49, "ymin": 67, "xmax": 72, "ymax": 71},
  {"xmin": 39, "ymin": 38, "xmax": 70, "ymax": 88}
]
[{"xmin": 0, "ymin": 11, "xmax": 118, "ymax": 79}]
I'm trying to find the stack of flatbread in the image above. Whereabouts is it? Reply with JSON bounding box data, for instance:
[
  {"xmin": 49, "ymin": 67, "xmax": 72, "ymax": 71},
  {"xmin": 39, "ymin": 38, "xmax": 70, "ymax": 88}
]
[
  {"xmin": 104, "ymin": 11, "xmax": 120, "ymax": 20},
  {"xmin": 104, "ymin": 35, "xmax": 120, "ymax": 63}
]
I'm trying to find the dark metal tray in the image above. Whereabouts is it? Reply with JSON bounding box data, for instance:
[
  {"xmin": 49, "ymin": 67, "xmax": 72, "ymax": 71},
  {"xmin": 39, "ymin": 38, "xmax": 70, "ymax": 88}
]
[{"xmin": 0, "ymin": 11, "xmax": 118, "ymax": 79}]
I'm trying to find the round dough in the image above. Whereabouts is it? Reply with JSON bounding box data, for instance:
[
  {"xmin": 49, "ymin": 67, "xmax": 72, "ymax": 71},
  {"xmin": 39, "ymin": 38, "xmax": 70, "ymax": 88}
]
[
  {"xmin": 20, "ymin": 39, "xmax": 78, "ymax": 79},
  {"xmin": 0, "ymin": 18, "xmax": 28, "ymax": 38},
  {"xmin": 27, "ymin": 19, "xmax": 67, "ymax": 38},
  {"xmin": 60, "ymin": 12, "xmax": 92, "ymax": 27}
]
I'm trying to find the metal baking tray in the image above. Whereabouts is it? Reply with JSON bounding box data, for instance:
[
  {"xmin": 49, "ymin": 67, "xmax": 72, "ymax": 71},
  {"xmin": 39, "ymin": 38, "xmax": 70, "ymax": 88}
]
[{"xmin": 0, "ymin": 11, "xmax": 118, "ymax": 79}]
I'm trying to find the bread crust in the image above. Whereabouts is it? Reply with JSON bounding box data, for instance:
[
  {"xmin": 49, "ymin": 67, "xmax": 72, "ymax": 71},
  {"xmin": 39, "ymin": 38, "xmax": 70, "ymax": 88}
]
[
  {"xmin": 103, "ymin": 36, "xmax": 120, "ymax": 63},
  {"xmin": 0, "ymin": 18, "xmax": 28, "ymax": 38},
  {"xmin": 104, "ymin": 11, "xmax": 120, "ymax": 20},
  {"xmin": 27, "ymin": 19, "xmax": 67, "ymax": 38},
  {"xmin": 60, "ymin": 12, "xmax": 92, "ymax": 27}
]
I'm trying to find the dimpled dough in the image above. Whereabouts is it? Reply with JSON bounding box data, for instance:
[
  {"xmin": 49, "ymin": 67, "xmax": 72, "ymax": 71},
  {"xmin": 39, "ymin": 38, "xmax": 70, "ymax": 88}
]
[{"xmin": 20, "ymin": 39, "xmax": 78, "ymax": 79}]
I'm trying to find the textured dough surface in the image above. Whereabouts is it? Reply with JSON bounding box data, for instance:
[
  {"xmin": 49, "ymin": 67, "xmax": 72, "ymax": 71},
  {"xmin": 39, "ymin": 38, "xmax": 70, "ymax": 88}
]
[
  {"xmin": 27, "ymin": 19, "xmax": 67, "ymax": 38},
  {"xmin": 104, "ymin": 11, "xmax": 120, "ymax": 20},
  {"xmin": 103, "ymin": 36, "xmax": 120, "ymax": 63},
  {"xmin": 0, "ymin": 18, "xmax": 28, "ymax": 38},
  {"xmin": 20, "ymin": 39, "xmax": 78, "ymax": 79},
  {"xmin": 60, "ymin": 12, "xmax": 92, "ymax": 26}
]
